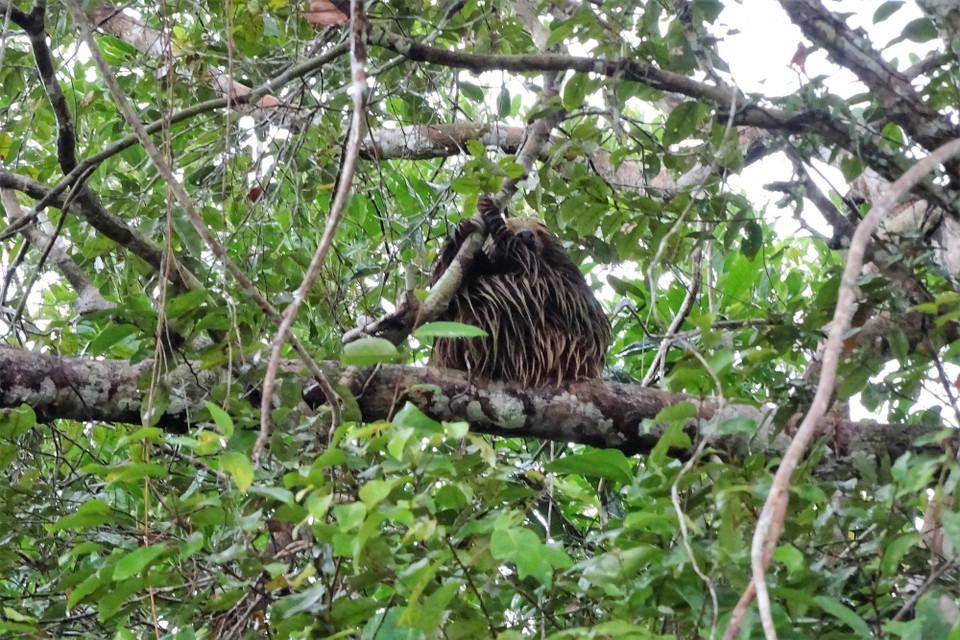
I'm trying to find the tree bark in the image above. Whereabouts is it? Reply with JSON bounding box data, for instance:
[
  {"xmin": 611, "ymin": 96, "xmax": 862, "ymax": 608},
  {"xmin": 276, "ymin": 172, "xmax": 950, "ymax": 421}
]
[{"xmin": 0, "ymin": 346, "xmax": 944, "ymax": 465}]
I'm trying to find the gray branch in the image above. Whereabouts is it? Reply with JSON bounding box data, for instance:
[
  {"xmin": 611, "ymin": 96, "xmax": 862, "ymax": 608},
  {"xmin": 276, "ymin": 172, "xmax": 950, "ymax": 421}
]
[{"xmin": 0, "ymin": 345, "xmax": 945, "ymax": 469}]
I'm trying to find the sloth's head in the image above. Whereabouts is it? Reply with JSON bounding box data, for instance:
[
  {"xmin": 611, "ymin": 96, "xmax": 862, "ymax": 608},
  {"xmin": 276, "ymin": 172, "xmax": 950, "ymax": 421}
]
[
  {"xmin": 504, "ymin": 217, "xmax": 551, "ymax": 252},
  {"xmin": 494, "ymin": 217, "xmax": 579, "ymax": 275}
]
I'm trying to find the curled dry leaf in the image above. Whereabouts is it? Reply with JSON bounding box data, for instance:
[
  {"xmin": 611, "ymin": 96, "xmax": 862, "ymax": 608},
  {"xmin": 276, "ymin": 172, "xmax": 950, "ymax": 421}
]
[
  {"xmin": 790, "ymin": 42, "xmax": 808, "ymax": 75},
  {"xmin": 304, "ymin": 0, "xmax": 348, "ymax": 26}
]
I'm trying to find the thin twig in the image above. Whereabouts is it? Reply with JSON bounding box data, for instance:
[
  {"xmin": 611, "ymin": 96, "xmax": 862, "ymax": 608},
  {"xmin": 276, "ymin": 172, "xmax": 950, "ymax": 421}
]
[
  {"xmin": 254, "ymin": 0, "xmax": 368, "ymax": 461},
  {"xmin": 669, "ymin": 333, "xmax": 722, "ymax": 638},
  {"xmin": 642, "ymin": 244, "xmax": 703, "ymax": 386}
]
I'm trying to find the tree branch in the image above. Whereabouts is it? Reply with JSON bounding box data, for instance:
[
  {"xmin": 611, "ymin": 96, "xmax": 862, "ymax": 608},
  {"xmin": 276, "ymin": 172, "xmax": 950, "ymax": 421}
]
[
  {"xmin": 0, "ymin": 189, "xmax": 113, "ymax": 314},
  {"xmin": 5, "ymin": 2, "xmax": 202, "ymax": 292},
  {"xmin": 734, "ymin": 137, "xmax": 960, "ymax": 640},
  {"xmin": 0, "ymin": 345, "xmax": 946, "ymax": 465},
  {"xmin": 779, "ymin": 0, "xmax": 960, "ymax": 177}
]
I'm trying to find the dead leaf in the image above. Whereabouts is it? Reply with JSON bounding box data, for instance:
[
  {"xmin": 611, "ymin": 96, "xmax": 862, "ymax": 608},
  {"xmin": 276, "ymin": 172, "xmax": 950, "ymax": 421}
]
[
  {"xmin": 790, "ymin": 42, "xmax": 808, "ymax": 75},
  {"xmin": 304, "ymin": 0, "xmax": 348, "ymax": 26}
]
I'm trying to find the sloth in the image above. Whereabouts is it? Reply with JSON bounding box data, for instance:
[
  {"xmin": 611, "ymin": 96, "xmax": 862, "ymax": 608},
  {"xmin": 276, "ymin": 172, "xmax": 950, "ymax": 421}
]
[{"xmin": 429, "ymin": 195, "xmax": 610, "ymax": 386}]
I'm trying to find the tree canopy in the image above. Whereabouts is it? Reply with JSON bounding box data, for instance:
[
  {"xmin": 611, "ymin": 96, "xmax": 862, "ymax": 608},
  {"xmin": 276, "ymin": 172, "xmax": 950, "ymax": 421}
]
[{"xmin": 2, "ymin": 0, "xmax": 960, "ymax": 638}]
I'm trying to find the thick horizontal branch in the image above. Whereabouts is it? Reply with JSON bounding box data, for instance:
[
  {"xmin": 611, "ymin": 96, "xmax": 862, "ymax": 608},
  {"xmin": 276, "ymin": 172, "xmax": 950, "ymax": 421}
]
[
  {"xmin": 0, "ymin": 346, "xmax": 945, "ymax": 465},
  {"xmin": 370, "ymin": 27, "xmax": 960, "ymax": 215},
  {"xmin": 370, "ymin": 26, "xmax": 739, "ymax": 106},
  {"xmin": 368, "ymin": 25, "xmax": 836, "ymax": 135},
  {"xmin": 360, "ymin": 122, "xmax": 705, "ymax": 195}
]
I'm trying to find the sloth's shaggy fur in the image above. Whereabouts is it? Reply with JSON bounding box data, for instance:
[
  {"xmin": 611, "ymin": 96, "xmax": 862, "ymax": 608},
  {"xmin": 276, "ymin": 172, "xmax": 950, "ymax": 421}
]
[{"xmin": 430, "ymin": 196, "xmax": 609, "ymax": 386}]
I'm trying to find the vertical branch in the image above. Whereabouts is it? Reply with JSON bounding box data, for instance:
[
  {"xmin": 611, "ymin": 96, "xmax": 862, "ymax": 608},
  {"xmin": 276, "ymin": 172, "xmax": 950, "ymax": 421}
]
[
  {"xmin": 254, "ymin": 0, "xmax": 368, "ymax": 461},
  {"xmin": 724, "ymin": 137, "xmax": 960, "ymax": 640}
]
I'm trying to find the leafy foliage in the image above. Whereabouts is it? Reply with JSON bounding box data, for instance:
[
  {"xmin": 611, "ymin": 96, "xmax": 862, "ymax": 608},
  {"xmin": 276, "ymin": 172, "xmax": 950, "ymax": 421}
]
[{"xmin": 1, "ymin": 0, "xmax": 959, "ymax": 638}]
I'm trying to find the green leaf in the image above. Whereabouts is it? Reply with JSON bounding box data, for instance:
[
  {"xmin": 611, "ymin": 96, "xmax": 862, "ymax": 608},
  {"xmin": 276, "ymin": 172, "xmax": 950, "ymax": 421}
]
[
  {"xmin": 219, "ymin": 451, "xmax": 254, "ymax": 492},
  {"xmin": 881, "ymin": 532, "xmax": 920, "ymax": 577},
  {"xmin": 115, "ymin": 427, "xmax": 163, "ymax": 449},
  {"xmin": 362, "ymin": 607, "xmax": 420, "ymax": 640},
  {"xmin": 836, "ymin": 364, "xmax": 872, "ymax": 400},
  {"xmin": 662, "ymin": 101, "xmax": 703, "ymax": 146},
  {"xmin": 840, "ymin": 155, "xmax": 864, "ymax": 182},
  {"xmin": 459, "ymin": 82, "xmax": 484, "ymax": 103},
  {"xmin": 741, "ymin": 219, "xmax": 763, "ymax": 259},
  {"xmin": 359, "ymin": 479, "xmax": 399, "ymax": 509},
  {"xmin": 82, "ymin": 462, "xmax": 168, "ymax": 483},
  {"xmin": 704, "ymin": 417, "xmax": 757, "ymax": 436},
  {"xmin": 650, "ymin": 420, "xmax": 693, "ymax": 463},
  {"xmin": 939, "ymin": 510, "xmax": 960, "ymax": 553},
  {"xmin": 1, "ymin": 607, "xmax": 34, "ymax": 624},
  {"xmin": 165, "ymin": 289, "xmax": 208, "ymax": 317},
  {"xmin": 249, "ymin": 486, "xmax": 295, "ymax": 504},
  {"xmin": 0, "ymin": 404, "xmax": 36, "ymax": 439},
  {"xmin": 545, "ymin": 19, "xmax": 576, "ymax": 49},
  {"xmin": 580, "ymin": 545, "xmax": 656, "ymax": 586},
  {"xmin": 204, "ymin": 401, "xmax": 235, "ymax": 438},
  {"xmin": 497, "ymin": 87, "xmax": 511, "ymax": 118},
  {"xmin": 387, "ymin": 425, "xmax": 415, "ymax": 460},
  {"xmin": 392, "ymin": 402, "xmax": 442, "ymax": 433},
  {"xmin": 97, "ymin": 578, "xmax": 144, "ymax": 622},
  {"xmin": 89, "ymin": 323, "xmax": 140, "ymax": 354},
  {"xmin": 341, "ymin": 337, "xmax": 401, "ymax": 366},
  {"xmin": 70, "ymin": 542, "xmax": 104, "ymax": 558},
  {"xmin": 113, "ymin": 545, "xmax": 166, "ymax": 581},
  {"xmin": 466, "ymin": 138, "xmax": 485, "ymax": 157},
  {"xmin": 0, "ymin": 622, "xmax": 38, "ymax": 635},
  {"xmin": 545, "ymin": 449, "xmax": 633, "ymax": 485},
  {"xmin": 500, "ymin": 161, "xmax": 525, "ymax": 179},
  {"xmin": 305, "ymin": 493, "xmax": 333, "ymax": 520},
  {"xmin": 651, "ymin": 401, "xmax": 698, "ymax": 423},
  {"xmin": 773, "ymin": 544, "xmax": 805, "ymax": 574},
  {"xmin": 563, "ymin": 73, "xmax": 589, "ymax": 112},
  {"xmin": 51, "ymin": 499, "xmax": 113, "ymax": 532},
  {"xmin": 334, "ymin": 502, "xmax": 367, "ymax": 532},
  {"xmin": 491, "ymin": 527, "xmax": 558, "ymax": 587},
  {"xmin": 413, "ymin": 321, "xmax": 487, "ymax": 339},
  {"xmin": 68, "ymin": 571, "xmax": 109, "ymax": 608},
  {"xmin": 418, "ymin": 582, "xmax": 461, "ymax": 632},
  {"xmin": 915, "ymin": 590, "xmax": 960, "ymax": 638},
  {"xmin": 813, "ymin": 596, "xmax": 872, "ymax": 636},
  {"xmin": 873, "ymin": 1, "xmax": 903, "ymax": 23},
  {"xmin": 901, "ymin": 17, "xmax": 938, "ymax": 43}
]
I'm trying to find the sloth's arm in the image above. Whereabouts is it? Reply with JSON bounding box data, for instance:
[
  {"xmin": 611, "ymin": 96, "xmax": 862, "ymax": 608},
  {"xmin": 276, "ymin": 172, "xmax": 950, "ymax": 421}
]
[
  {"xmin": 477, "ymin": 195, "xmax": 535, "ymax": 272},
  {"xmin": 429, "ymin": 216, "xmax": 491, "ymax": 286}
]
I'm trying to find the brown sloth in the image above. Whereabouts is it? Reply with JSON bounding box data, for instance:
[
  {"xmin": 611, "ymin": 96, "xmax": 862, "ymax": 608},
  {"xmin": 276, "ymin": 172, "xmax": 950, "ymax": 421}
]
[{"xmin": 429, "ymin": 195, "xmax": 610, "ymax": 386}]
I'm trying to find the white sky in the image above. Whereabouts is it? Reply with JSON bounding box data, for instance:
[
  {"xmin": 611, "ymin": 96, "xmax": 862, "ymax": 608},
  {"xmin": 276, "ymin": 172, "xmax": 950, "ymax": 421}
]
[
  {"xmin": 716, "ymin": 1, "xmax": 954, "ymax": 424},
  {"xmin": 720, "ymin": 0, "xmax": 938, "ymax": 236}
]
